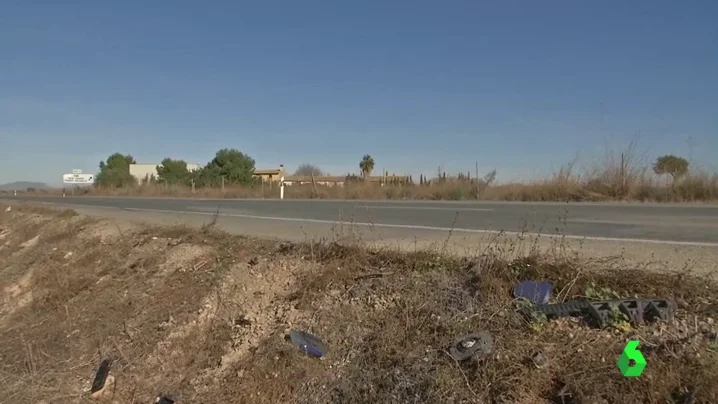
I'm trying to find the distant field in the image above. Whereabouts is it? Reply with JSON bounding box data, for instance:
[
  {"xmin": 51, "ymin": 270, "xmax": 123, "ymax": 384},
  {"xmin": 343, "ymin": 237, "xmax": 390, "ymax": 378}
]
[{"xmin": 11, "ymin": 169, "xmax": 718, "ymax": 203}]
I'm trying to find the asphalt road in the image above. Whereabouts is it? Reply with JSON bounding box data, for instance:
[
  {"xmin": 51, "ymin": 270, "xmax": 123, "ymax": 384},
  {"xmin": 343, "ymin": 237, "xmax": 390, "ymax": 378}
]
[{"xmin": 3, "ymin": 196, "xmax": 718, "ymax": 246}]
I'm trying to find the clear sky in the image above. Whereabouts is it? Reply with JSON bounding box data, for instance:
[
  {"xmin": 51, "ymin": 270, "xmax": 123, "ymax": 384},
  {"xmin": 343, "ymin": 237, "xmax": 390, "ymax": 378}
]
[{"xmin": 1, "ymin": 0, "xmax": 716, "ymax": 185}]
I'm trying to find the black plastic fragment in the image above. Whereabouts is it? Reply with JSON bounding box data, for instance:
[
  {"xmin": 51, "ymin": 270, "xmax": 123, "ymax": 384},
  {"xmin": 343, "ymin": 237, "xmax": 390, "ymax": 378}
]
[
  {"xmin": 521, "ymin": 300, "xmax": 588, "ymax": 319},
  {"xmin": 155, "ymin": 396, "xmax": 175, "ymax": 404},
  {"xmin": 645, "ymin": 299, "xmax": 676, "ymax": 323},
  {"xmin": 91, "ymin": 359, "xmax": 112, "ymax": 393},
  {"xmin": 524, "ymin": 299, "xmax": 675, "ymax": 327},
  {"xmin": 289, "ymin": 330, "xmax": 328, "ymax": 358},
  {"xmin": 616, "ymin": 299, "xmax": 648, "ymax": 325}
]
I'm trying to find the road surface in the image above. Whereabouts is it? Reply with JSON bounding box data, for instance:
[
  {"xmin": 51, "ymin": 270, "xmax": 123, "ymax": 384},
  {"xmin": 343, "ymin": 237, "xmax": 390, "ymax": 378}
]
[{"xmin": 3, "ymin": 196, "xmax": 718, "ymax": 246}]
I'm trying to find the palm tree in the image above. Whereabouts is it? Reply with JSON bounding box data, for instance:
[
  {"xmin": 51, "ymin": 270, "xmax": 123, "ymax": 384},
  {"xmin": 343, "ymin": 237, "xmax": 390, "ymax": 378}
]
[{"xmin": 359, "ymin": 155, "xmax": 375, "ymax": 178}]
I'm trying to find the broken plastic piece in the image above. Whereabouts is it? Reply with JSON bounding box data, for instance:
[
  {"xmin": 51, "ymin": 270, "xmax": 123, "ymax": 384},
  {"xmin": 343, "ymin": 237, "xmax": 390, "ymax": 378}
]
[
  {"xmin": 513, "ymin": 281, "xmax": 552, "ymax": 305},
  {"xmin": 645, "ymin": 299, "xmax": 676, "ymax": 323},
  {"xmin": 90, "ymin": 358, "xmax": 115, "ymax": 400},
  {"xmin": 525, "ymin": 299, "xmax": 676, "ymax": 327},
  {"xmin": 616, "ymin": 300, "xmax": 648, "ymax": 325},
  {"xmin": 155, "ymin": 396, "xmax": 175, "ymax": 404},
  {"xmin": 91, "ymin": 359, "xmax": 112, "ymax": 394},
  {"xmin": 449, "ymin": 331, "xmax": 494, "ymax": 361},
  {"xmin": 289, "ymin": 330, "xmax": 328, "ymax": 358},
  {"xmin": 523, "ymin": 300, "xmax": 588, "ymax": 319}
]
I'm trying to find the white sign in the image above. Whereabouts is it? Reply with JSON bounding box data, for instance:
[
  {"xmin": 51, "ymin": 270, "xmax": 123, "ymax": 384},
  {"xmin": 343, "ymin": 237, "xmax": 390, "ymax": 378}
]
[
  {"xmin": 72, "ymin": 169, "xmax": 83, "ymax": 174},
  {"xmin": 63, "ymin": 173, "xmax": 94, "ymax": 184}
]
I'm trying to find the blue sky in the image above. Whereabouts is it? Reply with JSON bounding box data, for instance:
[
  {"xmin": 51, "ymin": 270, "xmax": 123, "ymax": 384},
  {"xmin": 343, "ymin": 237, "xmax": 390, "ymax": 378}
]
[{"xmin": 1, "ymin": 0, "xmax": 716, "ymax": 185}]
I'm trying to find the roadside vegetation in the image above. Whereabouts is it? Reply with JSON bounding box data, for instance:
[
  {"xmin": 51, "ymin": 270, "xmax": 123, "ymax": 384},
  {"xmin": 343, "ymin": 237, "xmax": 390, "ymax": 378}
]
[
  {"xmin": 1, "ymin": 203, "xmax": 716, "ymax": 403},
  {"xmin": 9, "ymin": 144, "xmax": 718, "ymax": 202}
]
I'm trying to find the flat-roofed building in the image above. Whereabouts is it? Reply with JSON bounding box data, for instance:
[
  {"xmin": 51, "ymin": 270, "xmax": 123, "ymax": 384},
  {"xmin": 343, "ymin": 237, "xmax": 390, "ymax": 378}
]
[
  {"xmin": 129, "ymin": 163, "xmax": 200, "ymax": 183},
  {"xmin": 253, "ymin": 165, "xmax": 285, "ymax": 182}
]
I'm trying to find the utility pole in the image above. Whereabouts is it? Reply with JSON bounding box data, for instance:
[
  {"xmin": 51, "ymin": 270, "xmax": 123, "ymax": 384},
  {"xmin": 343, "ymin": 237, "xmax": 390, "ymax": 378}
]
[{"xmin": 475, "ymin": 161, "xmax": 480, "ymax": 200}]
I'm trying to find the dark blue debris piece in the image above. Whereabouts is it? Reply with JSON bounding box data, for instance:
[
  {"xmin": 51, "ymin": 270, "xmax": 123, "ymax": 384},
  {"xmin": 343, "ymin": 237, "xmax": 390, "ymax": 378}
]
[
  {"xmin": 513, "ymin": 281, "xmax": 553, "ymax": 305},
  {"xmin": 289, "ymin": 330, "xmax": 328, "ymax": 358}
]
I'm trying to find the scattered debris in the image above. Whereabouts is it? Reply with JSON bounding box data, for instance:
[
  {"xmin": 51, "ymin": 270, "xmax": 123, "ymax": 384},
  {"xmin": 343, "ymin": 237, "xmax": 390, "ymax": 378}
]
[
  {"xmin": 155, "ymin": 396, "xmax": 175, "ymax": 404},
  {"xmin": 531, "ymin": 351, "xmax": 548, "ymax": 369},
  {"xmin": 20, "ymin": 235, "xmax": 40, "ymax": 248},
  {"xmin": 192, "ymin": 260, "xmax": 209, "ymax": 272},
  {"xmin": 233, "ymin": 316, "xmax": 252, "ymax": 328},
  {"xmin": 673, "ymin": 387, "xmax": 696, "ymax": 404},
  {"xmin": 248, "ymin": 256, "xmax": 259, "ymax": 266},
  {"xmin": 157, "ymin": 315, "xmax": 175, "ymax": 331},
  {"xmin": 522, "ymin": 299, "xmax": 676, "ymax": 327},
  {"xmin": 354, "ymin": 271, "xmax": 395, "ymax": 281},
  {"xmin": 288, "ymin": 330, "xmax": 328, "ymax": 358},
  {"xmin": 448, "ymin": 331, "xmax": 494, "ymax": 361},
  {"xmin": 276, "ymin": 241, "xmax": 294, "ymax": 254},
  {"xmin": 551, "ymin": 381, "xmax": 578, "ymax": 404},
  {"xmin": 5, "ymin": 206, "xmax": 11, "ymax": 212},
  {"xmin": 513, "ymin": 280, "xmax": 552, "ymax": 305},
  {"xmin": 90, "ymin": 359, "xmax": 115, "ymax": 400}
]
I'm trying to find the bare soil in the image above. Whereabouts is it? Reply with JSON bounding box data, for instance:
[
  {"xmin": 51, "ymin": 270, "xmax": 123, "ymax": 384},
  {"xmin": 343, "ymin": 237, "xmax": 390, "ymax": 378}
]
[{"xmin": 0, "ymin": 204, "xmax": 716, "ymax": 403}]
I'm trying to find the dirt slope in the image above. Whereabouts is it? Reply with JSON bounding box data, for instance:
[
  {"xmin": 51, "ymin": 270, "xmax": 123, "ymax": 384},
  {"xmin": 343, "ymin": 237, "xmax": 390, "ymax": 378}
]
[{"xmin": 0, "ymin": 204, "xmax": 716, "ymax": 403}]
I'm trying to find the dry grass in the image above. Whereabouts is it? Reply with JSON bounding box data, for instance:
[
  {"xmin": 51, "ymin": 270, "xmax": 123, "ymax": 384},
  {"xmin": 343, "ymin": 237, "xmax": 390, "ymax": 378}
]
[
  {"xmin": 13, "ymin": 157, "xmax": 718, "ymax": 203},
  {"xmin": 0, "ymin": 203, "xmax": 717, "ymax": 403}
]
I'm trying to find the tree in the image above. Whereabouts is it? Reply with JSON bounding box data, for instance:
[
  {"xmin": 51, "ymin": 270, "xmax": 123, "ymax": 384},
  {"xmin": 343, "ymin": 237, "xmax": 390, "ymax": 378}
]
[
  {"xmin": 359, "ymin": 154, "xmax": 375, "ymax": 177},
  {"xmin": 199, "ymin": 148, "xmax": 256, "ymax": 186},
  {"xmin": 95, "ymin": 153, "xmax": 137, "ymax": 188},
  {"xmin": 653, "ymin": 155, "xmax": 689, "ymax": 181},
  {"xmin": 294, "ymin": 163, "xmax": 324, "ymax": 177},
  {"xmin": 156, "ymin": 158, "xmax": 192, "ymax": 185}
]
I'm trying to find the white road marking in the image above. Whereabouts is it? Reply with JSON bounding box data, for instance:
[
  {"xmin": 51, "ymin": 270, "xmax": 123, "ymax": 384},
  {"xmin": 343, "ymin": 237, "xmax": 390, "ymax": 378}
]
[
  {"xmin": 357, "ymin": 205, "xmax": 495, "ymax": 212},
  {"xmin": 27, "ymin": 200, "xmax": 718, "ymax": 248}
]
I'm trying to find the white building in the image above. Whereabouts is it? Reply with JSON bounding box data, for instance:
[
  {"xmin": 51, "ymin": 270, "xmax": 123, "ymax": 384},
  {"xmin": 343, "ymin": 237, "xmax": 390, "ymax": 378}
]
[{"xmin": 129, "ymin": 163, "xmax": 200, "ymax": 183}]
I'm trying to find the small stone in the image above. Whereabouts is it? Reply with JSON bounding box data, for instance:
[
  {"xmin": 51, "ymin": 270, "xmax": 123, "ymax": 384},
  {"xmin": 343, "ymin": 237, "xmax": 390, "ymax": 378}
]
[
  {"xmin": 531, "ymin": 351, "xmax": 548, "ymax": 369},
  {"xmin": 90, "ymin": 374, "xmax": 115, "ymax": 401}
]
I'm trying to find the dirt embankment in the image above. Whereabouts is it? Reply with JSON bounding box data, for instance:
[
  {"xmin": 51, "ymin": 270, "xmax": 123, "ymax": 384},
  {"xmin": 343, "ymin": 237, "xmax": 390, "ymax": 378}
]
[{"xmin": 0, "ymin": 204, "xmax": 717, "ymax": 403}]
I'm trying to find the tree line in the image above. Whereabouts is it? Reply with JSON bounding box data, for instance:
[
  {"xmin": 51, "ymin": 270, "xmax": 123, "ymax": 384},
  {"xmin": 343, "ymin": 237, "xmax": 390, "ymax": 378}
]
[
  {"xmin": 93, "ymin": 150, "xmax": 383, "ymax": 188},
  {"xmin": 93, "ymin": 148, "xmax": 691, "ymax": 189},
  {"xmin": 94, "ymin": 148, "xmax": 258, "ymax": 188}
]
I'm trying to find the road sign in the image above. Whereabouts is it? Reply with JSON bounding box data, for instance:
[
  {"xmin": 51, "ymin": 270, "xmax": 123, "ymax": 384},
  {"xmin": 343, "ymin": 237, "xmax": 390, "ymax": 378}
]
[
  {"xmin": 63, "ymin": 173, "xmax": 94, "ymax": 184},
  {"xmin": 72, "ymin": 169, "xmax": 83, "ymax": 174}
]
